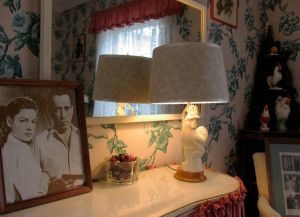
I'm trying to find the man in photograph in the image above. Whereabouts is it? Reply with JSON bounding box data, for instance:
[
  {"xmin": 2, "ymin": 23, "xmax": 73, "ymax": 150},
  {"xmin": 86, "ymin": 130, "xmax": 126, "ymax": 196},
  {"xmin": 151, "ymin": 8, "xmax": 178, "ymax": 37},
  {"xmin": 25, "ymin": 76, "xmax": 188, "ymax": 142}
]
[{"xmin": 32, "ymin": 89, "xmax": 84, "ymax": 194}]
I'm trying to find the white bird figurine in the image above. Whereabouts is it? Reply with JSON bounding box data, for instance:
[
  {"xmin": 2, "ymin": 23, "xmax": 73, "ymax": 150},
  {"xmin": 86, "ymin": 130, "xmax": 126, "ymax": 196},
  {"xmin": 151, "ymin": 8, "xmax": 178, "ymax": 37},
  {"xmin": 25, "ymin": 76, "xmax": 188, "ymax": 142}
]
[
  {"xmin": 116, "ymin": 103, "xmax": 126, "ymax": 116},
  {"xmin": 267, "ymin": 63, "xmax": 282, "ymax": 89},
  {"xmin": 180, "ymin": 104, "xmax": 208, "ymax": 172},
  {"xmin": 260, "ymin": 104, "xmax": 270, "ymax": 131},
  {"xmin": 174, "ymin": 103, "xmax": 209, "ymax": 182},
  {"xmin": 116, "ymin": 103, "xmax": 134, "ymax": 116},
  {"xmin": 275, "ymin": 95, "xmax": 291, "ymax": 131}
]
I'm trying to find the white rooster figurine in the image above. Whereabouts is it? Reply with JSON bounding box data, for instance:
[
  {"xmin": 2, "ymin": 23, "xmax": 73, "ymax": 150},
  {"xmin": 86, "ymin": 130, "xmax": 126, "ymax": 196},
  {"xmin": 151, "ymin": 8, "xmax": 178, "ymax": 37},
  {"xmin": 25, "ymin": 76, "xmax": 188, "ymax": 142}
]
[
  {"xmin": 275, "ymin": 95, "xmax": 291, "ymax": 131},
  {"xmin": 116, "ymin": 103, "xmax": 134, "ymax": 116},
  {"xmin": 180, "ymin": 104, "xmax": 208, "ymax": 173},
  {"xmin": 116, "ymin": 103, "xmax": 126, "ymax": 116},
  {"xmin": 260, "ymin": 104, "xmax": 270, "ymax": 131},
  {"xmin": 267, "ymin": 63, "xmax": 282, "ymax": 89}
]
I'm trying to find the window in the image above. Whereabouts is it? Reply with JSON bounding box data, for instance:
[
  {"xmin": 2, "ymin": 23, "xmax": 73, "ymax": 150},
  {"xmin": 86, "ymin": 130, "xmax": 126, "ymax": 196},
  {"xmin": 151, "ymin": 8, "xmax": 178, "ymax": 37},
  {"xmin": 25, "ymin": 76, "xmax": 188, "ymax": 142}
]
[{"xmin": 93, "ymin": 15, "xmax": 181, "ymax": 117}]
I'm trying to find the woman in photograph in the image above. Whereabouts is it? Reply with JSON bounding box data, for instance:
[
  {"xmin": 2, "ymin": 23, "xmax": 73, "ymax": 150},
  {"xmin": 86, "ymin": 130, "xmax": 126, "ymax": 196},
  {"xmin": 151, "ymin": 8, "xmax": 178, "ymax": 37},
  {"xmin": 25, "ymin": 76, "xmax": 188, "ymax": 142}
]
[
  {"xmin": 1, "ymin": 97, "xmax": 50, "ymax": 204},
  {"xmin": 285, "ymin": 174, "xmax": 295, "ymax": 191}
]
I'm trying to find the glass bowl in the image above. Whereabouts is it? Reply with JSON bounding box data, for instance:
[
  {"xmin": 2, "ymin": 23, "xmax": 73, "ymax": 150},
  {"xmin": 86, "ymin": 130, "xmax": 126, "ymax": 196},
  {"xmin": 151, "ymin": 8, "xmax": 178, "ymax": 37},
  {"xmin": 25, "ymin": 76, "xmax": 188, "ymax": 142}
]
[{"xmin": 105, "ymin": 157, "xmax": 140, "ymax": 184}]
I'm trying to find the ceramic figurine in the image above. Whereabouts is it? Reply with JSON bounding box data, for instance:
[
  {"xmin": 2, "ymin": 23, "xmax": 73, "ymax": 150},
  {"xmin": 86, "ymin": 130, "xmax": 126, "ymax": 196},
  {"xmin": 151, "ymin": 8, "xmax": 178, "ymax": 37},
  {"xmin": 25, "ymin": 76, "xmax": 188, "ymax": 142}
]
[
  {"xmin": 267, "ymin": 63, "xmax": 282, "ymax": 89},
  {"xmin": 260, "ymin": 104, "xmax": 270, "ymax": 131},
  {"xmin": 270, "ymin": 46, "xmax": 278, "ymax": 55},
  {"xmin": 180, "ymin": 104, "xmax": 208, "ymax": 172},
  {"xmin": 116, "ymin": 103, "xmax": 126, "ymax": 116},
  {"xmin": 275, "ymin": 95, "xmax": 290, "ymax": 131},
  {"xmin": 116, "ymin": 103, "xmax": 135, "ymax": 116}
]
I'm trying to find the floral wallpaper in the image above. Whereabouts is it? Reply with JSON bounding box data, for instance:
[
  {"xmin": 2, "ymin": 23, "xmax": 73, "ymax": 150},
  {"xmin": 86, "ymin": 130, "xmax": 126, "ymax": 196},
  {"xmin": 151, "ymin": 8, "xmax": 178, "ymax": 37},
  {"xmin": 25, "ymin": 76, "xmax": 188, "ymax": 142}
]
[
  {"xmin": 52, "ymin": 3, "xmax": 97, "ymax": 113},
  {"xmin": 204, "ymin": 0, "xmax": 263, "ymax": 172},
  {"xmin": 1, "ymin": 0, "xmax": 299, "ymax": 179},
  {"xmin": 0, "ymin": 0, "xmax": 40, "ymax": 79}
]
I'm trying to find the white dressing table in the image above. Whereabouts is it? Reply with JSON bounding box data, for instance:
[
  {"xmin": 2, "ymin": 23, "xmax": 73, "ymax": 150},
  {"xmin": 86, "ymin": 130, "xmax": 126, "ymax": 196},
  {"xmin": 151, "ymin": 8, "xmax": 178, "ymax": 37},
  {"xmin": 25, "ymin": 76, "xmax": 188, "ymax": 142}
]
[{"xmin": 3, "ymin": 166, "xmax": 243, "ymax": 217}]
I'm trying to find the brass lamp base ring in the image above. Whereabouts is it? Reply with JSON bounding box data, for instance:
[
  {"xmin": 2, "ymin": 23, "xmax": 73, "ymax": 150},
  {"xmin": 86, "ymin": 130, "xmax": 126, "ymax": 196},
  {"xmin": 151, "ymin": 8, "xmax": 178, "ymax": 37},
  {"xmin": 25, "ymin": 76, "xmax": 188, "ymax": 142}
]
[{"xmin": 174, "ymin": 167, "xmax": 207, "ymax": 182}]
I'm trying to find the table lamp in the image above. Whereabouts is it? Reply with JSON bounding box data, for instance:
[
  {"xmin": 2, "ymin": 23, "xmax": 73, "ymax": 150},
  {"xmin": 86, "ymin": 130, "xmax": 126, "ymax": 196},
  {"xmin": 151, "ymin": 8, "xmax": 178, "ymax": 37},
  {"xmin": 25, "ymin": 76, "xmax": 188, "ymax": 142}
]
[
  {"xmin": 92, "ymin": 55, "xmax": 151, "ymax": 115},
  {"xmin": 149, "ymin": 42, "xmax": 229, "ymax": 182}
]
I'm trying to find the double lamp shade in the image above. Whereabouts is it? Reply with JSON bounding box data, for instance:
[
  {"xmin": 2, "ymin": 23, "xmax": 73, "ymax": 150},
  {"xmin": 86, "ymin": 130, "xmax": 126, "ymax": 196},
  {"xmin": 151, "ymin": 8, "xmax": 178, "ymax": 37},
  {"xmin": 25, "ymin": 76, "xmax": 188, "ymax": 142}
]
[{"xmin": 92, "ymin": 42, "xmax": 229, "ymax": 104}]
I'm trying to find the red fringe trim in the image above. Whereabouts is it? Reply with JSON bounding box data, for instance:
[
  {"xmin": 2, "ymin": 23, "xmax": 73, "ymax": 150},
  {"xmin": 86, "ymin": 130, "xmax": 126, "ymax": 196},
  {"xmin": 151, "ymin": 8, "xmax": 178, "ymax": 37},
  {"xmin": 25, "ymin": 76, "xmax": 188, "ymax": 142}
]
[
  {"xmin": 188, "ymin": 176, "xmax": 247, "ymax": 217},
  {"xmin": 88, "ymin": 0, "xmax": 182, "ymax": 34}
]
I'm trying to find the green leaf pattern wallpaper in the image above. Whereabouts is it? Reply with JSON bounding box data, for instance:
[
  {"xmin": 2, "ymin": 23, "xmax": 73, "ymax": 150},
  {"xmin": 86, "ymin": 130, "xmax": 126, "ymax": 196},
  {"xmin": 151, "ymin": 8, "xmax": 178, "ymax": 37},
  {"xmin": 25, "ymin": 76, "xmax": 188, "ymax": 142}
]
[
  {"xmin": 88, "ymin": 122, "xmax": 181, "ymax": 173},
  {"xmin": 1, "ymin": 0, "xmax": 299, "ymax": 179}
]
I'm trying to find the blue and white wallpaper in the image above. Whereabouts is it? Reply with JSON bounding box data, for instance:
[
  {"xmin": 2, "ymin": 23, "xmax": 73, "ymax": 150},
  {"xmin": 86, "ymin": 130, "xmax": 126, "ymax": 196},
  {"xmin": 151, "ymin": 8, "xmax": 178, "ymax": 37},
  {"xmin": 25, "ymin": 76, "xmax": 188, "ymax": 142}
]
[
  {"xmin": 0, "ymin": 0, "xmax": 299, "ymax": 179},
  {"xmin": 0, "ymin": 0, "xmax": 40, "ymax": 79}
]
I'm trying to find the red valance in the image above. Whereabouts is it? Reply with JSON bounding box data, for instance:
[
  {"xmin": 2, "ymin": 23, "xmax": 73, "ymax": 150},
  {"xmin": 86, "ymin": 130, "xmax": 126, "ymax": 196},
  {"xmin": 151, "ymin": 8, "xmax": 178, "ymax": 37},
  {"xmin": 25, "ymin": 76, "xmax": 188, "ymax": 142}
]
[{"xmin": 88, "ymin": 0, "xmax": 182, "ymax": 34}]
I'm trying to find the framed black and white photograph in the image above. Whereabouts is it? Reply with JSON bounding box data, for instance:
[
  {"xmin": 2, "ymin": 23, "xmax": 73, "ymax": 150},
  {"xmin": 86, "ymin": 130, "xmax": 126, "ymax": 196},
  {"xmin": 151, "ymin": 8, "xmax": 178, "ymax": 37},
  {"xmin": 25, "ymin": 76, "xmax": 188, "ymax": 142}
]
[
  {"xmin": 73, "ymin": 34, "xmax": 85, "ymax": 62},
  {"xmin": 0, "ymin": 79, "xmax": 92, "ymax": 214},
  {"xmin": 265, "ymin": 137, "xmax": 300, "ymax": 217}
]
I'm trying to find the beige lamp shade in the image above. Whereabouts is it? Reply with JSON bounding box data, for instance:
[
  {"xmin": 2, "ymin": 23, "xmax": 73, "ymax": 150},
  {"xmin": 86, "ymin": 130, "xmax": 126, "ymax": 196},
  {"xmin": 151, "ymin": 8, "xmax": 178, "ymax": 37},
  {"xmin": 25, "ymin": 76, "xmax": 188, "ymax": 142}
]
[
  {"xmin": 92, "ymin": 55, "xmax": 151, "ymax": 103},
  {"xmin": 149, "ymin": 42, "xmax": 229, "ymax": 104}
]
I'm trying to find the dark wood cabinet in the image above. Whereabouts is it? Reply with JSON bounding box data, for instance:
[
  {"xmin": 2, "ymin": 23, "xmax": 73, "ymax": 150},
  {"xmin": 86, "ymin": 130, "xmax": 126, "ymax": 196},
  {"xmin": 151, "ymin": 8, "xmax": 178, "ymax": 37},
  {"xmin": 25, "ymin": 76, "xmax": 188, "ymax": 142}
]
[{"xmin": 246, "ymin": 26, "xmax": 300, "ymax": 133}]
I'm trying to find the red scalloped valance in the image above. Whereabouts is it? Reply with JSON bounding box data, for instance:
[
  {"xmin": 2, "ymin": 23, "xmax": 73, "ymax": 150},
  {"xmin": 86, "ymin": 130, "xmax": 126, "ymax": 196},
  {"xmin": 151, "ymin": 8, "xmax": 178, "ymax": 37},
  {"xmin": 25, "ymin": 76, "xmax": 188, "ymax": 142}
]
[{"xmin": 88, "ymin": 0, "xmax": 182, "ymax": 34}]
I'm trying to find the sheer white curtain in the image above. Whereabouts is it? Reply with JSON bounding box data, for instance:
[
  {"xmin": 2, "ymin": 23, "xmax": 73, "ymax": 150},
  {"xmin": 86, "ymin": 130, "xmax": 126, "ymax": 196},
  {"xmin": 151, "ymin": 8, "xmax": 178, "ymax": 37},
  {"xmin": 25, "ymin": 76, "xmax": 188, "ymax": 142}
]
[{"xmin": 93, "ymin": 15, "xmax": 179, "ymax": 117}]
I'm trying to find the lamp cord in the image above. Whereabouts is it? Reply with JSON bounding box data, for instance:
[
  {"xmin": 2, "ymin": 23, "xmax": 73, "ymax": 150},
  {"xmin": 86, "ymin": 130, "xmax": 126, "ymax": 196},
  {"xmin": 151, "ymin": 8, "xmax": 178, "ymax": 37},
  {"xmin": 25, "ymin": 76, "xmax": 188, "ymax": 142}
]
[{"xmin": 164, "ymin": 164, "xmax": 177, "ymax": 171}]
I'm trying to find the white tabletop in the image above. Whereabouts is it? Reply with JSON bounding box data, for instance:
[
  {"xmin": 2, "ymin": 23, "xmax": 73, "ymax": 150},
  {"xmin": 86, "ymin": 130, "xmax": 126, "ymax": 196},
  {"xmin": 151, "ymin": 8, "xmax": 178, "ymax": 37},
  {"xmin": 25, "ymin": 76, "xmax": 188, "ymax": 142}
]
[{"xmin": 3, "ymin": 166, "xmax": 240, "ymax": 217}]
